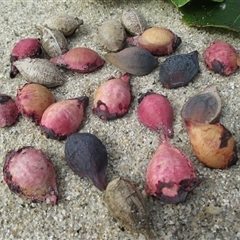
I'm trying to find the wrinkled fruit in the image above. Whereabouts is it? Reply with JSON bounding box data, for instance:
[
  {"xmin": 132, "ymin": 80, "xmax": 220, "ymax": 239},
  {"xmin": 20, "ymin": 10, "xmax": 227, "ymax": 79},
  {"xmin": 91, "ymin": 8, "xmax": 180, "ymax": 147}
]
[
  {"xmin": 185, "ymin": 120, "xmax": 238, "ymax": 169},
  {"xmin": 40, "ymin": 97, "xmax": 89, "ymax": 140},
  {"xmin": 3, "ymin": 146, "xmax": 59, "ymax": 205},
  {"xmin": 105, "ymin": 46, "xmax": 158, "ymax": 76},
  {"xmin": 137, "ymin": 92, "xmax": 174, "ymax": 138},
  {"xmin": 93, "ymin": 73, "xmax": 132, "ymax": 120},
  {"xmin": 203, "ymin": 40, "xmax": 240, "ymax": 76},
  {"xmin": 145, "ymin": 137, "xmax": 200, "ymax": 204},
  {"xmin": 10, "ymin": 38, "xmax": 42, "ymax": 78},
  {"xmin": 50, "ymin": 47, "xmax": 105, "ymax": 73},
  {"xmin": 0, "ymin": 94, "xmax": 19, "ymax": 127},
  {"xmin": 65, "ymin": 132, "xmax": 108, "ymax": 191},
  {"xmin": 159, "ymin": 51, "xmax": 199, "ymax": 89},
  {"xmin": 16, "ymin": 83, "xmax": 55, "ymax": 125}
]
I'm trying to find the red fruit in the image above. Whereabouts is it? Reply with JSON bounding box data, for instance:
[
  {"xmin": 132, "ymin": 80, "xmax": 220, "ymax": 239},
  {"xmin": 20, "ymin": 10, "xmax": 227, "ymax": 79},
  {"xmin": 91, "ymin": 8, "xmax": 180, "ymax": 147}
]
[
  {"xmin": 40, "ymin": 96, "xmax": 89, "ymax": 140},
  {"xmin": 0, "ymin": 94, "xmax": 19, "ymax": 127},
  {"xmin": 93, "ymin": 73, "xmax": 132, "ymax": 120},
  {"xmin": 16, "ymin": 83, "xmax": 55, "ymax": 125},
  {"xmin": 145, "ymin": 137, "xmax": 200, "ymax": 204},
  {"xmin": 203, "ymin": 41, "xmax": 240, "ymax": 76},
  {"xmin": 3, "ymin": 146, "xmax": 59, "ymax": 205},
  {"xmin": 137, "ymin": 92, "xmax": 174, "ymax": 138},
  {"xmin": 50, "ymin": 47, "xmax": 105, "ymax": 73},
  {"xmin": 10, "ymin": 38, "xmax": 42, "ymax": 78}
]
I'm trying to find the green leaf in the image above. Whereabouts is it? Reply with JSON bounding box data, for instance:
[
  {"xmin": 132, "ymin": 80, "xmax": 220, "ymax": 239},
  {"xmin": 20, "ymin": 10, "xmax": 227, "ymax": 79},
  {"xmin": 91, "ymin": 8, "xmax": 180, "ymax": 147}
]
[
  {"xmin": 179, "ymin": 0, "xmax": 240, "ymax": 32},
  {"xmin": 170, "ymin": 0, "xmax": 190, "ymax": 7}
]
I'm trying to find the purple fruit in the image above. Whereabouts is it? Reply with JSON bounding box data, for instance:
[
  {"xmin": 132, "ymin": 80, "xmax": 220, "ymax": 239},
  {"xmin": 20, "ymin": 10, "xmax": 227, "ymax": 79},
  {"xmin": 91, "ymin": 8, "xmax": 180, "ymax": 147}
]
[{"xmin": 65, "ymin": 132, "xmax": 108, "ymax": 191}]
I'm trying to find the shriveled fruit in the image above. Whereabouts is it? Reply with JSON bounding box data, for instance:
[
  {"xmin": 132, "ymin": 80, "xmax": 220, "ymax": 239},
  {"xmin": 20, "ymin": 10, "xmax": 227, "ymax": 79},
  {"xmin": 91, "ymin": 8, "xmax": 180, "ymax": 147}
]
[
  {"xmin": 105, "ymin": 46, "xmax": 158, "ymax": 76},
  {"xmin": 65, "ymin": 132, "xmax": 108, "ymax": 191},
  {"xmin": 93, "ymin": 73, "xmax": 132, "ymax": 120},
  {"xmin": 40, "ymin": 97, "xmax": 89, "ymax": 140},
  {"xmin": 137, "ymin": 92, "xmax": 174, "ymax": 138},
  {"xmin": 159, "ymin": 51, "xmax": 199, "ymax": 89},
  {"xmin": 3, "ymin": 146, "xmax": 59, "ymax": 205}
]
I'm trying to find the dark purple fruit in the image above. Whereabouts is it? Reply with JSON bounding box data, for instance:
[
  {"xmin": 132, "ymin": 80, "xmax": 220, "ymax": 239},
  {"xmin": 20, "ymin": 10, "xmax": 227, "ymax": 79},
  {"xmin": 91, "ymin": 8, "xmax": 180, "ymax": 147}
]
[
  {"xmin": 65, "ymin": 132, "xmax": 108, "ymax": 191},
  {"xmin": 159, "ymin": 51, "xmax": 199, "ymax": 89}
]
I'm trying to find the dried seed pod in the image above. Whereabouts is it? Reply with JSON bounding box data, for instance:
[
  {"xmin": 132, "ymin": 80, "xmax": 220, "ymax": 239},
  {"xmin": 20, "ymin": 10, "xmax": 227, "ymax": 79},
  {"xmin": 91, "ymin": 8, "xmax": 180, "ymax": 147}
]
[
  {"xmin": 181, "ymin": 85, "xmax": 221, "ymax": 124},
  {"xmin": 41, "ymin": 27, "xmax": 68, "ymax": 58},
  {"xmin": 16, "ymin": 83, "xmax": 55, "ymax": 125},
  {"xmin": 3, "ymin": 146, "xmax": 59, "ymax": 205},
  {"xmin": 50, "ymin": 47, "xmax": 105, "ymax": 73},
  {"xmin": 185, "ymin": 120, "xmax": 238, "ymax": 169},
  {"xmin": 40, "ymin": 97, "xmax": 89, "ymax": 141},
  {"xmin": 14, "ymin": 58, "xmax": 65, "ymax": 87},
  {"xmin": 0, "ymin": 94, "xmax": 19, "ymax": 127},
  {"xmin": 104, "ymin": 177, "xmax": 155, "ymax": 239},
  {"xmin": 65, "ymin": 132, "xmax": 108, "ymax": 191},
  {"xmin": 38, "ymin": 15, "xmax": 84, "ymax": 37},
  {"xmin": 10, "ymin": 38, "xmax": 42, "ymax": 78},
  {"xmin": 127, "ymin": 27, "xmax": 181, "ymax": 56},
  {"xmin": 98, "ymin": 19, "xmax": 126, "ymax": 52},
  {"xmin": 137, "ymin": 92, "xmax": 174, "ymax": 138},
  {"xmin": 93, "ymin": 73, "xmax": 132, "ymax": 120},
  {"xmin": 159, "ymin": 51, "xmax": 199, "ymax": 89},
  {"xmin": 146, "ymin": 136, "xmax": 200, "ymax": 204},
  {"xmin": 121, "ymin": 8, "xmax": 148, "ymax": 35},
  {"xmin": 203, "ymin": 40, "xmax": 240, "ymax": 76},
  {"xmin": 105, "ymin": 46, "xmax": 158, "ymax": 76}
]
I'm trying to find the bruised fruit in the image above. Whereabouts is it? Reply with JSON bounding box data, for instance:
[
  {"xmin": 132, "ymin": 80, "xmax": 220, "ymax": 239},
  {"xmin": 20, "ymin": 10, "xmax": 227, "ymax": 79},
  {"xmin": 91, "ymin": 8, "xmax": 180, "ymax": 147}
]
[
  {"xmin": 50, "ymin": 47, "xmax": 105, "ymax": 73},
  {"xmin": 40, "ymin": 97, "xmax": 89, "ymax": 140},
  {"xmin": 105, "ymin": 46, "xmax": 158, "ymax": 76},
  {"xmin": 14, "ymin": 58, "xmax": 65, "ymax": 87},
  {"xmin": 104, "ymin": 177, "xmax": 155, "ymax": 239},
  {"xmin": 16, "ymin": 83, "xmax": 55, "ymax": 125},
  {"xmin": 10, "ymin": 38, "xmax": 42, "ymax": 78},
  {"xmin": 3, "ymin": 146, "xmax": 59, "ymax": 205},
  {"xmin": 0, "ymin": 94, "xmax": 19, "ymax": 127},
  {"xmin": 185, "ymin": 120, "xmax": 238, "ymax": 169},
  {"xmin": 159, "ymin": 51, "xmax": 199, "ymax": 89},
  {"xmin": 127, "ymin": 27, "xmax": 181, "ymax": 56},
  {"xmin": 65, "ymin": 132, "xmax": 108, "ymax": 191},
  {"xmin": 137, "ymin": 92, "xmax": 174, "ymax": 138},
  {"xmin": 146, "ymin": 136, "xmax": 200, "ymax": 204},
  {"xmin": 93, "ymin": 73, "xmax": 132, "ymax": 120},
  {"xmin": 203, "ymin": 41, "xmax": 240, "ymax": 76}
]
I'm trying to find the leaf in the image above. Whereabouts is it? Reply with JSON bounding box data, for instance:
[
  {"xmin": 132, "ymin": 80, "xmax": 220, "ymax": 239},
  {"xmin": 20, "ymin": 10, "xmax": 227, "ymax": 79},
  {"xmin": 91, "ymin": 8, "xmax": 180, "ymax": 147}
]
[
  {"xmin": 179, "ymin": 0, "xmax": 240, "ymax": 32},
  {"xmin": 170, "ymin": 0, "xmax": 190, "ymax": 7}
]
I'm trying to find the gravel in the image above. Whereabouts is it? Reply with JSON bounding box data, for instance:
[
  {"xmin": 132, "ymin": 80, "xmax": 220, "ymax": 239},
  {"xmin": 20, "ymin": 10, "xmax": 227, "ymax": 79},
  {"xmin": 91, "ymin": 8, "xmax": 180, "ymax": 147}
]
[{"xmin": 0, "ymin": 1, "xmax": 239, "ymax": 239}]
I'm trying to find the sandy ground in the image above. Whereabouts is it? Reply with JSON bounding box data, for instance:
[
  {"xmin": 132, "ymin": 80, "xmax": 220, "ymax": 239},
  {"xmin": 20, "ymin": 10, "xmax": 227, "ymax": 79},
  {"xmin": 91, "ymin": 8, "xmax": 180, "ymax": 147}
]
[{"xmin": 0, "ymin": 0, "xmax": 240, "ymax": 239}]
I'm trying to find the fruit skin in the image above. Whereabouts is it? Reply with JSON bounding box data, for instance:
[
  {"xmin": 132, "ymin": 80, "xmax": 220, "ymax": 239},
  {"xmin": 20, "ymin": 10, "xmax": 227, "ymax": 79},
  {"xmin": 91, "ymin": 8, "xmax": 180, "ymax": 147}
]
[
  {"xmin": 203, "ymin": 41, "xmax": 240, "ymax": 76},
  {"xmin": 40, "ymin": 97, "xmax": 89, "ymax": 140},
  {"xmin": 16, "ymin": 83, "xmax": 55, "ymax": 125},
  {"xmin": 10, "ymin": 38, "xmax": 42, "ymax": 78},
  {"xmin": 145, "ymin": 137, "xmax": 200, "ymax": 204},
  {"xmin": 137, "ymin": 92, "xmax": 174, "ymax": 138},
  {"xmin": 0, "ymin": 94, "xmax": 19, "ymax": 127},
  {"xmin": 3, "ymin": 146, "xmax": 59, "ymax": 205},
  {"xmin": 93, "ymin": 73, "xmax": 132, "ymax": 120},
  {"xmin": 65, "ymin": 132, "xmax": 108, "ymax": 191},
  {"xmin": 127, "ymin": 27, "xmax": 181, "ymax": 56},
  {"xmin": 185, "ymin": 120, "xmax": 238, "ymax": 169},
  {"xmin": 50, "ymin": 47, "xmax": 105, "ymax": 73}
]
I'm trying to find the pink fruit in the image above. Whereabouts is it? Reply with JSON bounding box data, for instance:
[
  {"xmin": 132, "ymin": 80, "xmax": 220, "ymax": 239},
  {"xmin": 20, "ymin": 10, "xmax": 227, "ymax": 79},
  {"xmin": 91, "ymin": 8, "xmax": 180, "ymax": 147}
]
[
  {"xmin": 137, "ymin": 92, "xmax": 174, "ymax": 138},
  {"xmin": 203, "ymin": 41, "xmax": 240, "ymax": 76},
  {"xmin": 3, "ymin": 146, "xmax": 59, "ymax": 205},
  {"xmin": 16, "ymin": 83, "xmax": 55, "ymax": 125},
  {"xmin": 93, "ymin": 73, "xmax": 132, "ymax": 120},
  {"xmin": 10, "ymin": 38, "xmax": 42, "ymax": 78},
  {"xmin": 40, "ymin": 96, "xmax": 89, "ymax": 140},
  {"xmin": 50, "ymin": 47, "xmax": 105, "ymax": 73},
  {"xmin": 145, "ymin": 137, "xmax": 200, "ymax": 204},
  {"xmin": 0, "ymin": 94, "xmax": 19, "ymax": 127}
]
